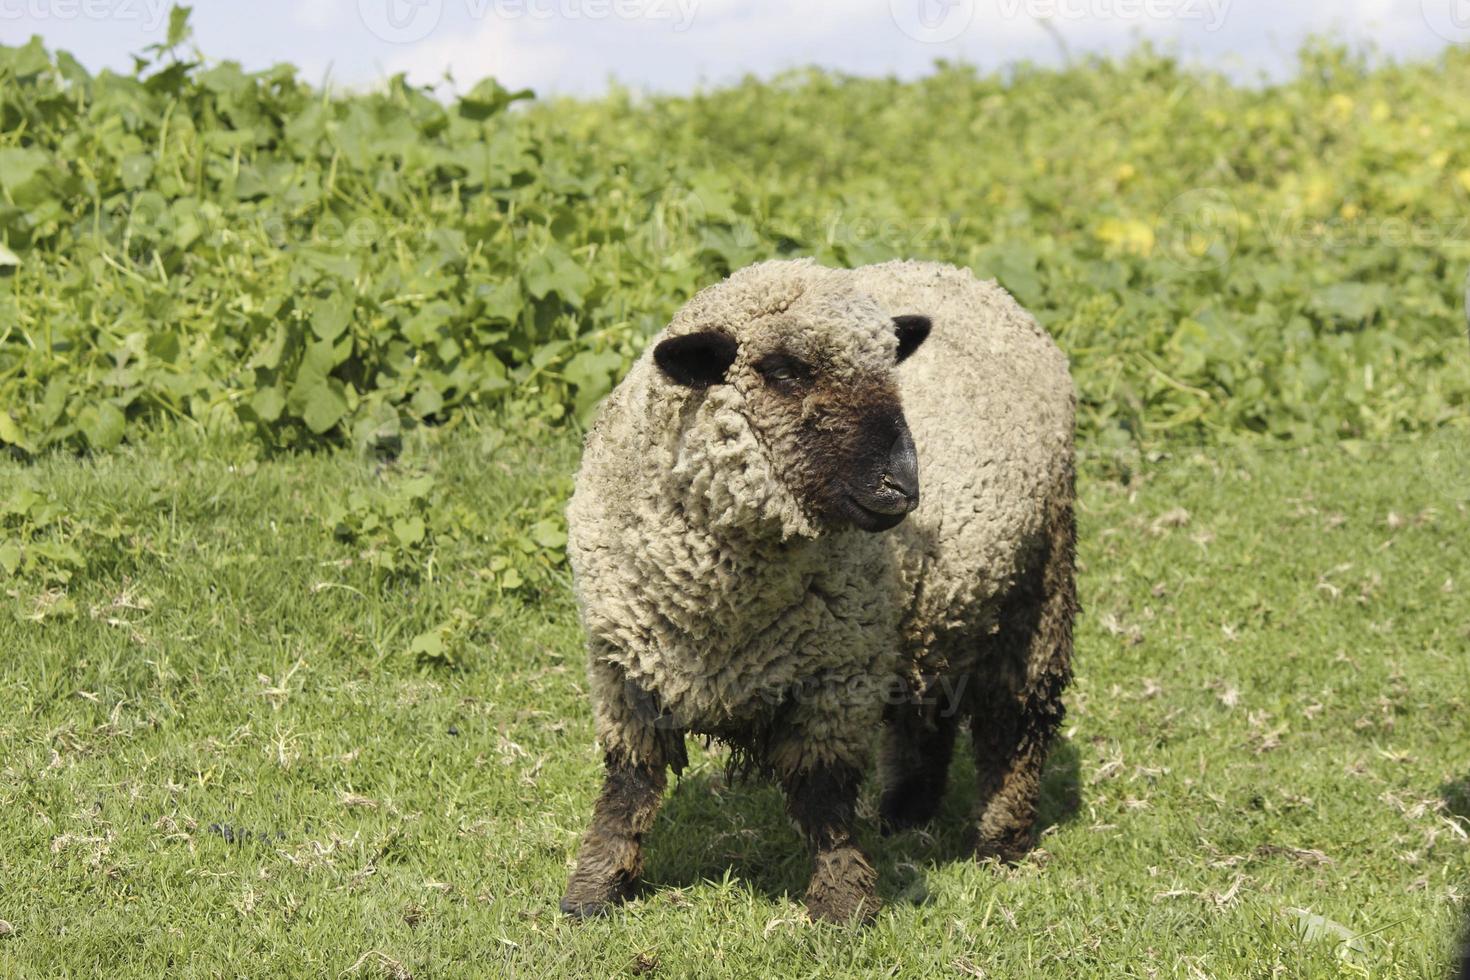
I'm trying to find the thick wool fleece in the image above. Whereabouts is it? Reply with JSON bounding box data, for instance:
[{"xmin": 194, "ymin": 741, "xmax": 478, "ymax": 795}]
[{"xmin": 567, "ymin": 259, "xmax": 1075, "ymax": 777}]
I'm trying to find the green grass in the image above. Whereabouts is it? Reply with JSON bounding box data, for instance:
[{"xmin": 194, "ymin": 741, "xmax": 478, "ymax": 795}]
[{"xmin": 1, "ymin": 428, "xmax": 1467, "ymax": 977}]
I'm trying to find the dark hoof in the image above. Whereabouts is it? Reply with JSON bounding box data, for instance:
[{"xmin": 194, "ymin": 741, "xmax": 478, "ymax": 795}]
[
  {"xmin": 807, "ymin": 891, "xmax": 881, "ymax": 926},
  {"xmin": 879, "ymin": 782, "xmax": 942, "ymax": 836},
  {"xmin": 560, "ymin": 895, "xmax": 614, "ymax": 919},
  {"xmin": 974, "ymin": 833, "xmax": 1032, "ymax": 865},
  {"xmin": 805, "ymin": 847, "xmax": 881, "ymax": 926},
  {"xmin": 560, "ymin": 866, "xmax": 636, "ymax": 920}
]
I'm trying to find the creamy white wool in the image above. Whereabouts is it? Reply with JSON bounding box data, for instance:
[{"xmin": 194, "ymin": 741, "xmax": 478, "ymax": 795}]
[{"xmin": 567, "ymin": 259, "xmax": 1075, "ymax": 772}]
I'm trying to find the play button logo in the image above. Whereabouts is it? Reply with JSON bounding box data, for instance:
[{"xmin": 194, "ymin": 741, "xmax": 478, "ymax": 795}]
[
  {"xmin": 1422, "ymin": 0, "xmax": 1470, "ymax": 42},
  {"xmin": 359, "ymin": 0, "xmax": 444, "ymax": 43},
  {"xmin": 891, "ymin": 0, "xmax": 975, "ymax": 43}
]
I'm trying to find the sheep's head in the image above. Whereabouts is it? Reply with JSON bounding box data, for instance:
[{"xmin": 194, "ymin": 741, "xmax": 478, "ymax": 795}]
[{"xmin": 651, "ymin": 266, "xmax": 931, "ymax": 535}]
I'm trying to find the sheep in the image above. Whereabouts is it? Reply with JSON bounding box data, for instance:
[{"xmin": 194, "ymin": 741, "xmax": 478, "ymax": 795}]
[{"xmin": 559, "ymin": 258, "xmax": 1077, "ymax": 924}]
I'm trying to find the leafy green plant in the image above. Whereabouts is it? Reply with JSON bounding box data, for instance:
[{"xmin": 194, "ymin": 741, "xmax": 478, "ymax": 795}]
[
  {"xmin": 0, "ymin": 487, "xmax": 85, "ymax": 584},
  {"xmin": 1, "ymin": 27, "xmax": 1468, "ymax": 459},
  {"xmin": 323, "ymin": 472, "xmax": 439, "ymax": 579},
  {"xmin": 321, "ymin": 457, "xmax": 570, "ymax": 605},
  {"xmin": 0, "ymin": 485, "xmax": 125, "ymax": 589}
]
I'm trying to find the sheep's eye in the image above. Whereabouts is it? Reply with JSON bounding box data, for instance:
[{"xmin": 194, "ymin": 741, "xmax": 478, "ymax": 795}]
[{"xmin": 755, "ymin": 355, "xmax": 810, "ymax": 390}]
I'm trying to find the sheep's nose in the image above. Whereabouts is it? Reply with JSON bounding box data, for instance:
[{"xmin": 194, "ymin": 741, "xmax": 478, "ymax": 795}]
[{"xmin": 879, "ymin": 424, "xmax": 919, "ymax": 510}]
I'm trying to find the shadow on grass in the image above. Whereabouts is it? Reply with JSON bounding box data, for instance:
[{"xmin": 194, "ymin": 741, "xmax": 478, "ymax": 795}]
[
  {"xmin": 1439, "ymin": 774, "xmax": 1470, "ymax": 980},
  {"xmin": 1442, "ymin": 773, "xmax": 1470, "ymax": 824},
  {"xmin": 640, "ymin": 735, "xmax": 1083, "ymax": 907}
]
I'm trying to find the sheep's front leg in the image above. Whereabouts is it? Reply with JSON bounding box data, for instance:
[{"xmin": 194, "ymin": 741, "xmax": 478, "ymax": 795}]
[
  {"xmin": 772, "ymin": 673, "xmax": 883, "ymax": 926},
  {"xmin": 560, "ymin": 752, "xmax": 668, "ymax": 917},
  {"xmin": 562, "ymin": 658, "xmax": 685, "ymax": 918},
  {"xmin": 782, "ymin": 760, "xmax": 879, "ymax": 924}
]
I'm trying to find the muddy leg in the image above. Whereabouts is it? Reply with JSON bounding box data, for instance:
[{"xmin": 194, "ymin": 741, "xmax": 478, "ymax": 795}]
[
  {"xmin": 782, "ymin": 761, "xmax": 880, "ymax": 924},
  {"xmin": 971, "ymin": 486, "xmax": 1076, "ymax": 863},
  {"xmin": 562, "ymin": 658, "xmax": 685, "ymax": 918}
]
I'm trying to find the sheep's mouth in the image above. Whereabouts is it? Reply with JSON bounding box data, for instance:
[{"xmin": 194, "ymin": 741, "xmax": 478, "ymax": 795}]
[{"xmin": 839, "ymin": 491, "xmax": 914, "ymax": 533}]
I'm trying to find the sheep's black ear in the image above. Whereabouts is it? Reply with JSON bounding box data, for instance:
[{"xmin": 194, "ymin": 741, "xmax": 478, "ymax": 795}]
[
  {"xmin": 893, "ymin": 315, "xmax": 932, "ymax": 363},
  {"xmin": 653, "ymin": 331, "xmax": 738, "ymax": 388}
]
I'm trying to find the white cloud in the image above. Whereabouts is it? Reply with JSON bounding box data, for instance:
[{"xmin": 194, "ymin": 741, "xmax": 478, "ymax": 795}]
[
  {"xmin": 293, "ymin": 0, "xmax": 342, "ymax": 30},
  {"xmin": 6, "ymin": 0, "xmax": 1459, "ymax": 95},
  {"xmin": 385, "ymin": 17, "xmax": 571, "ymax": 91},
  {"xmin": 373, "ymin": 0, "xmax": 1458, "ymax": 96}
]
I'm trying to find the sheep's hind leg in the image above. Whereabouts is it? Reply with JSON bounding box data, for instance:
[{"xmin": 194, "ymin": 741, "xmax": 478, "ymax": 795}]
[
  {"xmin": 562, "ymin": 660, "xmax": 686, "ymax": 918},
  {"xmin": 877, "ymin": 697, "xmax": 960, "ymax": 835},
  {"xmin": 970, "ymin": 492, "xmax": 1076, "ymax": 863},
  {"xmin": 969, "ymin": 690, "xmax": 1055, "ymax": 862}
]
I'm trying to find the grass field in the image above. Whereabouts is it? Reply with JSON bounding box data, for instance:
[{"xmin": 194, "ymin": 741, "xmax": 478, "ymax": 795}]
[
  {"xmin": 1, "ymin": 426, "xmax": 1466, "ymax": 978},
  {"xmin": 6, "ymin": 20, "xmax": 1470, "ymax": 979}
]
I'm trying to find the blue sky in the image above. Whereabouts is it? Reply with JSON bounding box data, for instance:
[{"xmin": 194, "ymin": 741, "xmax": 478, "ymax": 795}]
[{"xmin": 1, "ymin": 0, "xmax": 1466, "ymax": 95}]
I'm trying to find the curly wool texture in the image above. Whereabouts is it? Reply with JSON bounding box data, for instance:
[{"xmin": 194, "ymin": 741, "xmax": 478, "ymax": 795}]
[{"xmin": 567, "ymin": 259, "xmax": 1075, "ymax": 774}]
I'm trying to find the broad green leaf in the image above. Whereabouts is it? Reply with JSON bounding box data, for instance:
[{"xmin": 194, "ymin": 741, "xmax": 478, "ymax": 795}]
[
  {"xmin": 458, "ymin": 77, "xmax": 534, "ymax": 121},
  {"xmin": 0, "ymin": 541, "xmax": 19, "ymax": 576},
  {"xmin": 0, "ymin": 412, "xmax": 27, "ymax": 448},
  {"xmin": 3, "ymin": 37, "xmax": 50, "ymax": 78},
  {"xmin": 530, "ymin": 519, "xmax": 566, "ymax": 550},
  {"xmin": 408, "ymin": 629, "xmax": 445, "ymax": 659},
  {"xmin": 411, "ymin": 385, "xmax": 444, "ymax": 417},
  {"xmin": 475, "ymin": 280, "xmax": 523, "ymax": 323},
  {"xmin": 523, "ymin": 245, "xmax": 591, "ymax": 307},
  {"xmin": 78, "ymin": 403, "xmax": 126, "ymax": 450},
  {"xmin": 121, "ymin": 154, "xmax": 155, "ymax": 190},
  {"xmin": 251, "ymin": 386, "xmax": 286, "ymax": 423},
  {"xmin": 1309, "ymin": 283, "xmax": 1389, "ymax": 324},
  {"xmin": 311, "ymin": 295, "xmax": 354, "ymax": 342},
  {"xmin": 400, "ymin": 475, "xmax": 435, "ymax": 500},
  {"xmin": 562, "ymin": 349, "xmax": 622, "ymax": 394},
  {"xmin": 301, "ymin": 381, "xmax": 349, "ymax": 434},
  {"xmin": 393, "ymin": 516, "xmax": 426, "ymax": 547},
  {"xmin": 0, "ymin": 148, "xmax": 48, "ymax": 192}
]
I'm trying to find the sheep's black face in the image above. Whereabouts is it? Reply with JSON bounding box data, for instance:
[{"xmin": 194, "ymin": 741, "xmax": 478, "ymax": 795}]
[
  {"xmin": 654, "ymin": 314, "xmax": 932, "ymax": 534},
  {"xmin": 783, "ymin": 383, "xmax": 919, "ymax": 534}
]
